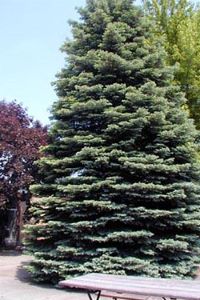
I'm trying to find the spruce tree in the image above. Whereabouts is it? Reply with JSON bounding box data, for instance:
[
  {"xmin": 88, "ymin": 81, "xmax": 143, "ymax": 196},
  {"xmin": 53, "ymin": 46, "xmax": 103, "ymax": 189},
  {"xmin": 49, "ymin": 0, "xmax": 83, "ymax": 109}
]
[{"xmin": 25, "ymin": 0, "xmax": 200, "ymax": 283}]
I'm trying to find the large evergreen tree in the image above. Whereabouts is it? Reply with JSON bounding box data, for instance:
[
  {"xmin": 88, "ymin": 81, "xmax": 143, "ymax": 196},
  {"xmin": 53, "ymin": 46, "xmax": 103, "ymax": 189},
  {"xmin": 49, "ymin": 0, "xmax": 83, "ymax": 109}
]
[{"xmin": 25, "ymin": 0, "xmax": 200, "ymax": 283}]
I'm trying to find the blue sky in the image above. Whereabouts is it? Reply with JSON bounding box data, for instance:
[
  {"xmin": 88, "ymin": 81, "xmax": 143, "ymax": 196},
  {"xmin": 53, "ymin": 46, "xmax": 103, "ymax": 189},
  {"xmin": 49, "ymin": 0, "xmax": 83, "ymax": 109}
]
[
  {"xmin": 0, "ymin": 0, "xmax": 86, "ymax": 125},
  {"xmin": 0, "ymin": 0, "xmax": 196, "ymax": 125}
]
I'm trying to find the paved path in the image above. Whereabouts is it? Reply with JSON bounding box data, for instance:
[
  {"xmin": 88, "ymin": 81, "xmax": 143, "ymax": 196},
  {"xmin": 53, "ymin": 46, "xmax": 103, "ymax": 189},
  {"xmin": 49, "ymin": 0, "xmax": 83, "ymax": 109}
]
[
  {"xmin": 0, "ymin": 251, "xmax": 89, "ymax": 300},
  {"xmin": 1, "ymin": 251, "xmax": 199, "ymax": 300}
]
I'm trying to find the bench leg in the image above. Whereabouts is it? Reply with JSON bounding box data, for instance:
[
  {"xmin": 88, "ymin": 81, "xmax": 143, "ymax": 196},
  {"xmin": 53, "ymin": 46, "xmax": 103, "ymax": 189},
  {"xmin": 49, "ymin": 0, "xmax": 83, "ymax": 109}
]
[
  {"xmin": 87, "ymin": 290, "xmax": 101, "ymax": 300},
  {"xmin": 162, "ymin": 298, "xmax": 177, "ymax": 300}
]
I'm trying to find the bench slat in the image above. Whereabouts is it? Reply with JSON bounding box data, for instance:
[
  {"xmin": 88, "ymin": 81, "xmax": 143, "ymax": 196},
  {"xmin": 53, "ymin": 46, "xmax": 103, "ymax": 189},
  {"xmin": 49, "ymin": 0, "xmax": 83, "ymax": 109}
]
[
  {"xmin": 77, "ymin": 275, "xmax": 200, "ymax": 290},
  {"xmin": 89, "ymin": 273, "xmax": 200, "ymax": 286}
]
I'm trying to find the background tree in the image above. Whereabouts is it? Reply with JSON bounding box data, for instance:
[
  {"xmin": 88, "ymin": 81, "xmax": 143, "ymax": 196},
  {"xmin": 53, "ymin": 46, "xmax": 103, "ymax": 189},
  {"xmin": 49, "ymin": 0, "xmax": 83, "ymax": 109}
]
[
  {"xmin": 143, "ymin": 0, "xmax": 200, "ymax": 128},
  {"xmin": 0, "ymin": 100, "xmax": 47, "ymax": 246},
  {"xmin": 25, "ymin": 0, "xmax": 200, "ymax": 283}
]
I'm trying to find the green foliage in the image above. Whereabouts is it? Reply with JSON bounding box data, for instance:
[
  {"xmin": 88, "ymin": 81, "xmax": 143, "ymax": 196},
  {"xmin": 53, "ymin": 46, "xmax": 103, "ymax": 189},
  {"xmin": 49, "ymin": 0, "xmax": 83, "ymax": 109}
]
[
  {"xmin": 143, "ymin": 0, "xmax": 200, "ymax": 128},
  {"xmin": 25, "ymin": 0, "xmax": 200, "ymax": 283}
]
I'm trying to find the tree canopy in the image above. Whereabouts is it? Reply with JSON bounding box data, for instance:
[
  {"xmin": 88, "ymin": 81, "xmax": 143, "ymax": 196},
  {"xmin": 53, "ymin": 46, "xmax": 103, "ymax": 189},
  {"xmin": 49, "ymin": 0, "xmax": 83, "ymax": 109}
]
[
  {"xmin": 143, "ymin": 0, "xmax": 200, "ymax": 128},
  {"xmin": 25, "ymin": 0, "xmax": 200, "ymax": 283},
  {"xmin": 0, "ymin": 100, "xmax": 47, "ymax": 244}
]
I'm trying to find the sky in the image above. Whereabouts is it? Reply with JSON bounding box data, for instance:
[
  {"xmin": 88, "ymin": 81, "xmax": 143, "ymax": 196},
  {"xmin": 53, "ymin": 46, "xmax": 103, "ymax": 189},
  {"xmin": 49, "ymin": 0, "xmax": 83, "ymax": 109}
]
[
  {"xmin": 0, "ymin": 0, "xmax": 86, "ymax": 125},
  {"xmin": 0, "ymin": 0, "xmax": 197, "ymax": 125}
]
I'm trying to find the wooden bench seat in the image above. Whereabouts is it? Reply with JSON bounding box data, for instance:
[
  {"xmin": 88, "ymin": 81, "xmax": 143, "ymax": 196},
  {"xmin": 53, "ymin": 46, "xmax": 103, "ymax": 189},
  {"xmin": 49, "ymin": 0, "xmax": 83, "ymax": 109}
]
[{"xmin": 59, "ymin": 273, "xmax": 200, "ymax": 300}]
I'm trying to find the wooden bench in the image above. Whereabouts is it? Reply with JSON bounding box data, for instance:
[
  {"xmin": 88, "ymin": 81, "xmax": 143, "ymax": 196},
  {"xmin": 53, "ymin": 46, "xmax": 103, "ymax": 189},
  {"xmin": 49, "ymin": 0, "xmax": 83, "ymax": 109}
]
[{"xmin": 59, "ymin": 273, "xmax": 200, "ymax": 300}]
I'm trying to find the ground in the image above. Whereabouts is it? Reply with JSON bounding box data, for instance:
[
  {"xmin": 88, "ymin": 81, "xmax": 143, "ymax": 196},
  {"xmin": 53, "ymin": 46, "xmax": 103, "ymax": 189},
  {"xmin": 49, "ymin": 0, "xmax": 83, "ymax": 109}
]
[
  {"xmin": 1, "ymin": 251, "xmax": 199, "ymax": 300},
  {"xmin": 0, "ymin": 251, "xmax": 90, "ymax": 300}
]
